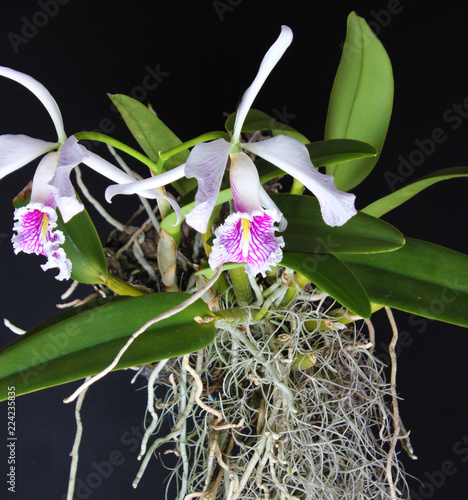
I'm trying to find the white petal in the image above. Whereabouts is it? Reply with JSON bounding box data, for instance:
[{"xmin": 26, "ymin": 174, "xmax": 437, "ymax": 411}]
[
  {"xmin": 0, "ymin": 134, "xmax": 57, "ymax": 180},
  {"xmin": 229, "ymin": 152, "xmax": 262, "ymax": 213},
  {"xmin": 184, "ymin": 139, "xmax": 231, "ymax": 233},
  {"xmin": 50, "ymin": 137, "xmax": 88, "ymax": 198},
  {"xmin": 48, "ymin": 137, "xmax": 87, "ymax": 222},
  {"xmin": 104, "ymin": 164, "xmax": 186, "ymax": 202},
  {"xmin": 243, "ymin": 135, "xmax": 357, "ymax": 227},
  {"xmin": 30, "ymin": 153, "xmax": 59, "ymax": 207},
  {"xmin": 102, "ymin": 164, "xmax": 186, "ymax": 225},
  {"xmin": 0, "ymin": 66, "xmax": 66, "ymax": 143},
  {"xmin": 233, "ymin": 26, "xmax": 293, "ymax": 142},
  {"xmin": 82, "ymin": 151, "xmax": 140, "ymax": 185},
  {"xmin": 85, "ymin": 152, "xmax": 184, "ymax": 225}
]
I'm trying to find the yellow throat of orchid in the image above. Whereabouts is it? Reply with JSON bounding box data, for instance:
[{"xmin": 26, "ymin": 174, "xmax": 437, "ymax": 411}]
[
  {"xmin": 41, "ymin": 213, "xmax": 49, "ymax": 242},
  {"xmin": 241, "ymin": 218, "xmax": 251, "ymax": 257}
]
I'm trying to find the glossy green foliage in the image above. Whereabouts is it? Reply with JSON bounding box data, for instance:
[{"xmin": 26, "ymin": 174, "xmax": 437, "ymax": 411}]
[
  {"xmin": 325, "ymin": 12, "xmax": 393, "ymax": 191},
  {"xmin": 272, "ymin": 194, "xmax": 404, "ymax": 254},
  {"xmin": 306, "ymin": 139, "xmax": 376, "ymax": 168},
  {"xmin": 109, "ymin": 94, "xmax": 195, "ymax": 195},
  {"xmin": 0, "ymin": 293, "xmax": 215, "ymax": 400},
  {"xmin": 269, "ymin": 194, "xmax": 402, "ymax": 318},
  {"xmin": 341, "ymin": 238, "xmax": 468, "ymax": 327},
  {"xmin": 56, "ymin": 209, "xmax": 108, "ymax": 284}
]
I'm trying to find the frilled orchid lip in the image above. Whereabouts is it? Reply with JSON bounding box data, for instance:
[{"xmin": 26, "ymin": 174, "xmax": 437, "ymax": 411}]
[
  {"xmin": 208, "ymin": 209, "xmax": 284, "ymax": 278},
  {"xmin": 12, "ymin": 202, "xmax": 72, "ymax": 280}
]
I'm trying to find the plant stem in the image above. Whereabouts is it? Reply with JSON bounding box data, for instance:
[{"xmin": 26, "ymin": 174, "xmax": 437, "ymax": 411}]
[
  {"xmin": 101, "ymin": 273, "xmax": 147, "ymax": 296},
  {"xmin": 159, "ymin": 131, "xmax": 231, "ymax": 161},
  {"xmin": 290, "ymin": 178, "xmax": 304, "ymax": 195},
  {"xmin": 228, "ymin": 267, "xmax": 252, "ymax": 304},
  {"xmin": 281, "ymin": 270, "xmax": 309, "ymax": 306},
  {"xmin": 74, "ymin": 132, "xmax": 157, "ymax": 171}
]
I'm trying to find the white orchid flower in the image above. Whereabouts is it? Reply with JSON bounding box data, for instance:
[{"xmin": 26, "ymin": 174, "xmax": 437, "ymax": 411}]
[
  {"xmin": 105, "ymin": 26, "xmax": 357, "ymax": 277},
  {"xmin": 0, "ymin": 66, "xmax": 180, "ymax": 280}
]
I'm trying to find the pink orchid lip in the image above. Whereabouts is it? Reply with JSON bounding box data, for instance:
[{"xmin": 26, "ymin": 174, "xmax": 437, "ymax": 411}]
[
  {"xmin": 12, "ymin": 202, "xmax": 72, "ymax": 281},
  {"xmin": 208, "ymin": 209, "xmax": 284, "ymax": 278},
  {"xmin": 1, "ymin": 66, "xmax": 188, "ymax": 279}
]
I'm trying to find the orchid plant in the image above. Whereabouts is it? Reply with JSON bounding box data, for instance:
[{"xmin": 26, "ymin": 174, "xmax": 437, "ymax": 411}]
[
  {"xmin": 1, "ymin": 12, "xmax": 468, "ymax": 500},
  {"xmin": 106, "ymin": 26, "xmax": 357, "ymax": 277}
]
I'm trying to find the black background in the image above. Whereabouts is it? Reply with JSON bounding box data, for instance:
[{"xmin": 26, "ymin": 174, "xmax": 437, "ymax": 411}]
[{"xmin": 1, "ymin": 1, "xmax": 467, "ymax": 499}]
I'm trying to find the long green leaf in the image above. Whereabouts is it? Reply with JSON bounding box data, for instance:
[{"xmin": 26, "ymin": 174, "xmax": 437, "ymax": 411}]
[
  {"xmin": 109, "ymin": 94, "xmax": 195, "ymax": 195},
  {"xmin": 282, "ymin": 252, "xmax": 371, "ymax": 318},
  {"xmin": 273, "ymin": 194, "xmax": 404, "ymax": 254},
  {"xmin": 341, "ymin": 238, "xmax": 468, "ymax": 327},
  {"xmin": 307, "ymin": 139, "xmax": 377, "ymax": 167},
  {"xmin": 362, "ymin": 166, "xmax": 468, "ymax": 218},
  {"xmin": 0, "ymin": 293, "xmax": 215, "ymax": 400},
  {"xmin": 57, "ymin": 208, "xmax": 109, "ymax": 284},
  {"xmin": 325, "ymin": 12, "xmax": 393, "ymax": 191}
]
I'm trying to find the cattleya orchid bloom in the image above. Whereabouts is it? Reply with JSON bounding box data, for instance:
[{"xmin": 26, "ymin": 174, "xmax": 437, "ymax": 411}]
[
  {"xmin": 105, "ymin": 26, "xmax": 357, "ymax": 276},
  {"xmin": 0, "ymin": 66, "xmax": 180, "ymax": 280}
]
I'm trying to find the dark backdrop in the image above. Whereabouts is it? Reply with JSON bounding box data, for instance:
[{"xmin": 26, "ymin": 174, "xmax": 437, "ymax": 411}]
[{"xmin": 1, "ymin": 1, "xmax": 467, "ymax": 499}]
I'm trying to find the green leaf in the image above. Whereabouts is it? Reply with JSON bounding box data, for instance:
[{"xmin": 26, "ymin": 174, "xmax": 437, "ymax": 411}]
[
  {"xmin": 325, "ymin": 11, "xmax": 393, "ymax": 191},
  {"xmin": 57, "ymin": 208, "xmax": 109, "ymax": 284},
  {"xmin": 307, "ymin": 139, "xmax": 377, "ymax": 168},
  {"xmin": 362, "ymin": 166, "xmax": 468, "ymax": 218},
  {"xmin": 109, "ymin": 94, "xmax": 195, "ymax": 195},
  {"xmin": 13, "ymin": 193, "xmax": 108, "ymax": 284},
  {"xmin": 272, "ymin": 194, "xmax": 404, "ymax": 254},
  {"xmin": 281, "ymin": 251, "xmax": 371, "ymax": 318},
  {"xmin": 225, "ymin": 109, "xmax": 310, "ymax": 143},
  {"xmin": 0, "ymin": 293, "xmax": 215, "ymax": 401},
  {"xmin": 341, "ymin": 238, "xmax": 468, "ymax": 327}
]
